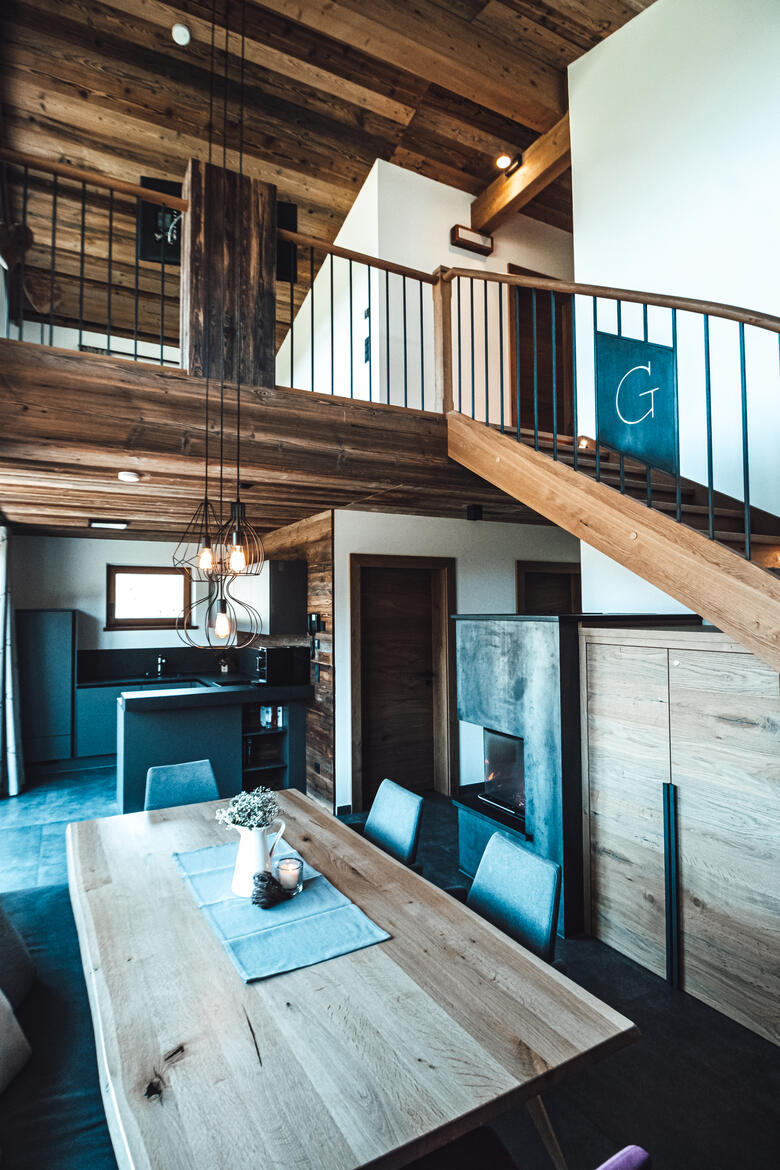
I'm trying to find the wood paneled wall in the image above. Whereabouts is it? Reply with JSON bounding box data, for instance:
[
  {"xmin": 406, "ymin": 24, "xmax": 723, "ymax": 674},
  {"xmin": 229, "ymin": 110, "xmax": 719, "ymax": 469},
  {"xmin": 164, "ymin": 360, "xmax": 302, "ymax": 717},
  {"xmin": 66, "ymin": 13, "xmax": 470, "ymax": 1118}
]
[
  {"xmin": 581, "ymin": 627, "xmax": 780, "ymax": 1046},
  {"xmin": 263, "ymin": 512, "xmax": 334, "ymax": 809}
]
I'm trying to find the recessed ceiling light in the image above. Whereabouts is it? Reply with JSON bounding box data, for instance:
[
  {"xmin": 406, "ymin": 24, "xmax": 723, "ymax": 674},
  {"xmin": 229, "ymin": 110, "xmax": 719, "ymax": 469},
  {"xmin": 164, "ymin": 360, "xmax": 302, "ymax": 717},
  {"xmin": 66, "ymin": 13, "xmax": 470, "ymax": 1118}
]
[
  {"xmin": 172, "ymin": 23, "xmax": 191, "ymax": 46},
  {"xmin": 117, "ymin": 470, "xmax": 142, "ymax": 483},
  {"xmin": 89, "ymin": 519, "xmax": 129, "ymax": 530}
]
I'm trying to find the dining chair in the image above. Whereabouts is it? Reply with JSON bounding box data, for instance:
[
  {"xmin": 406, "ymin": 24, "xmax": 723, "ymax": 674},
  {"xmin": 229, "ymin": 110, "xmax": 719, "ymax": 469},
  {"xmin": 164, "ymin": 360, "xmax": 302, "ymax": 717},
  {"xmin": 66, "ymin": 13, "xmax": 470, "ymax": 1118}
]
[
  {"xmin": 462, "ymin": 831, "xmax": 561, "ymax": 963},
  {"xmin": 143, "ymin": 759, "xmax": 219, "ymax": 811},
  {"xmin": 343, "ymin": 779, "xmax": 423, "ymax": 866}
]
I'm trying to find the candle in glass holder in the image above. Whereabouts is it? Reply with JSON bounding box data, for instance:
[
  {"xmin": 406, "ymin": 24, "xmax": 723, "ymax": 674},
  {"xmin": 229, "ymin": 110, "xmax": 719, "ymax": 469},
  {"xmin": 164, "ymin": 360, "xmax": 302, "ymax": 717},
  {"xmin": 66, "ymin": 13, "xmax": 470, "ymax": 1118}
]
[{"xmin": 276, "ymin": 857, "xmax": 303, "ymax": 893}]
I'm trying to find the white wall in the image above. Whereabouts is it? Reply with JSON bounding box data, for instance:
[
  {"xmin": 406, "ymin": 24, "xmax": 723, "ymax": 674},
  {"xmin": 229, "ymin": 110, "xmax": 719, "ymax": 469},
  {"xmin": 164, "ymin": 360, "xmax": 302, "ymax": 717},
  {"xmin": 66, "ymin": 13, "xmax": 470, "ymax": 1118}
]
[
  {"xmin": 9, "ymin": 535, "xmax": 192, "ymax": 649},
  {"xmin": 569, "ymin": 0, "xmax": 780, "ymax": 612},
  {"xmin": 276, "ymin": 160, "xmax": 574, "ymax": 414},
  {"xmin": 332, "ymin": 509, "xmax": 579, "ymax": 808}
]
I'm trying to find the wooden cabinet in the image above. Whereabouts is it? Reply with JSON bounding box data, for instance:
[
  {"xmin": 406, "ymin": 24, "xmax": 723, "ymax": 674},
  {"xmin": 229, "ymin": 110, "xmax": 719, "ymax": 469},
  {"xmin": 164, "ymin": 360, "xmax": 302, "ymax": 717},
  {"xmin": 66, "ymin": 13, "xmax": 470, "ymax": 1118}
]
[
  {"xmin": 16, "ymin": 609, "xmax": 75, "ymax": 763},
  {"xmin": 584, "ymin": 643, "xmax": 667, "ymax": 978},
  {"xmin": 581, "ymin": 628, "xmax": 780, "ymax": 1045}
]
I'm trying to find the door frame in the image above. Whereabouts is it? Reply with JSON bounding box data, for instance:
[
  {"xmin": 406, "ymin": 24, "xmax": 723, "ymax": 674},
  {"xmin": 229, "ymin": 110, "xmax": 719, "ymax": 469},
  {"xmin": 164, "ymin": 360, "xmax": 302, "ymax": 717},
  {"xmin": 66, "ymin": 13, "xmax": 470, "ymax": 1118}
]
[{"xmin": 349, "ymin": 553, "xmax": 458, "ymax": 811}]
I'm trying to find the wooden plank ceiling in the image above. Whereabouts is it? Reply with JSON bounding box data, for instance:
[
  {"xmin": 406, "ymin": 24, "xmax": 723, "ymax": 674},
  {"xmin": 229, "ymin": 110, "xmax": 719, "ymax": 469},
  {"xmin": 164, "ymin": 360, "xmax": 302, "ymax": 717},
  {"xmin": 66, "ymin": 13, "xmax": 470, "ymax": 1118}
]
[
  {"xmin": 1, "ymin": 0, "xmax": 656, "ymax": 240},
  {"xmin": 0, "ymin": 0, "xmax": 655, "ymax": 539}
]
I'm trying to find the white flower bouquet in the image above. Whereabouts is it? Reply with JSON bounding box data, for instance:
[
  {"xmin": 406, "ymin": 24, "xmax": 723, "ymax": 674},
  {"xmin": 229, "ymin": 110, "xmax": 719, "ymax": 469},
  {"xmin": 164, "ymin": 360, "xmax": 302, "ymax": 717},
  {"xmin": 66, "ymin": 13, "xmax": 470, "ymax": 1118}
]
[{"xmin": 216, "ymin": 788, "xmax": 279, "ymax": 831}]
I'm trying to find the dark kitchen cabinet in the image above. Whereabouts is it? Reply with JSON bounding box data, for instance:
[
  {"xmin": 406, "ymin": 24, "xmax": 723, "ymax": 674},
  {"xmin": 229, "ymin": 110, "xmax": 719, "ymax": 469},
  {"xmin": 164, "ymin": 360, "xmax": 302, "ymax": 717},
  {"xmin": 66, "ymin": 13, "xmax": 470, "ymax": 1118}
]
[{"xmin": 16, "ymin": 609, "xmax": 76, "ymax": 763}]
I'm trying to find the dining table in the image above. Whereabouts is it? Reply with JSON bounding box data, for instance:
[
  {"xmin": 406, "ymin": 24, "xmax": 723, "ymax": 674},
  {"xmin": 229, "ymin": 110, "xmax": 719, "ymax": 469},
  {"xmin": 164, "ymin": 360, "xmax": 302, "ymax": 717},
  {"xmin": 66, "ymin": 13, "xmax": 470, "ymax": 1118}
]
[{"xmin": 66, "ymin": 789, "xmax": 638, "ymax": 1170}]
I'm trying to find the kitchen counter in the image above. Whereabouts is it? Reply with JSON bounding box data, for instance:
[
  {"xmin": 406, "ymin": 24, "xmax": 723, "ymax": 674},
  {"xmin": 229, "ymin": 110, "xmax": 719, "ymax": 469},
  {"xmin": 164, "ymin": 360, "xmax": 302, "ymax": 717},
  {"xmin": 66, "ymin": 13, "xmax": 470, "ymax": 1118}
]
[
  {"xmin": 76, "ymin": 671, "xmax": 254, "ymax": 689},
  {"xmin": 120, "ymin": 683, "xmax": 313, "ymax": 711}
]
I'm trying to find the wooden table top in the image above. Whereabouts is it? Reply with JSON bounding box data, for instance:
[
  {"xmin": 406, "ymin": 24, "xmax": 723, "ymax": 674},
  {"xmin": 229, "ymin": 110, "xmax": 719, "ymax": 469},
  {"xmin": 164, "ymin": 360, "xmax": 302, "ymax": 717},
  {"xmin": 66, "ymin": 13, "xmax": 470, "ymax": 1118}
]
[{"xmin": 67, "ymin": 790, "xmax": 638, "ymax": 1170}]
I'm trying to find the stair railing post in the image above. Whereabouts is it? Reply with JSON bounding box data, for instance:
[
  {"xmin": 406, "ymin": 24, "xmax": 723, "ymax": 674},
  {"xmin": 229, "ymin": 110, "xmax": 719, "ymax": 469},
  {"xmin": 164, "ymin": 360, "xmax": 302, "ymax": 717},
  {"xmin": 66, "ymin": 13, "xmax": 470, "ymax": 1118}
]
[{"xmin": 432, "ymin": 267, "xmax": 454, "ymax": 413}]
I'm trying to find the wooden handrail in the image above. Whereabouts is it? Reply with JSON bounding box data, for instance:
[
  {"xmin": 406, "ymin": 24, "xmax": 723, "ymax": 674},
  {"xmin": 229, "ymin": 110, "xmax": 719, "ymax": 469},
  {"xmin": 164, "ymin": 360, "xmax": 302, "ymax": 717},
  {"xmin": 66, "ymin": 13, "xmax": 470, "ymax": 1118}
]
[
  {"xmin": 277, "ymin": 228, "xmax": 436, "ymax": 284},
  {"xmin": 441, "ymin": 267, "xmax": 780, "ymax": 335},
  {"xmin": 0, "ymin": 147, "xmax": 189, "ymax": 212}
]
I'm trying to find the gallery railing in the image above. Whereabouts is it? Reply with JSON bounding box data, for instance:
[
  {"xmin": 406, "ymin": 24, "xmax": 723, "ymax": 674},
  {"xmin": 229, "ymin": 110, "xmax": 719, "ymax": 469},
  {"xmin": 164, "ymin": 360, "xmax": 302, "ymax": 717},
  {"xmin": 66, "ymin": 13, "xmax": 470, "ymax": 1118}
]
[
  {"xmin": 275, "ymin": 228, "xmax": 437, "ymax": 410},
  {"xmin": 0, "ymin": 147, "xmax": 186, "ymax": 366},
  {"xmin": 441, "ymin": 268, "xmax": 780, "ymax": 566}
]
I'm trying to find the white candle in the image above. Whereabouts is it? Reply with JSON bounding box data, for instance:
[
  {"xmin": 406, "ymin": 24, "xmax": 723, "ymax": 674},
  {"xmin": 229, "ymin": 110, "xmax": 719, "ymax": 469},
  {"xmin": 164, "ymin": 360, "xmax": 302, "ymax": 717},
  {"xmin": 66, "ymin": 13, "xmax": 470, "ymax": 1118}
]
[{"xmin": 277, "ymin": 858, "xmax": 302, "ymax": 891}]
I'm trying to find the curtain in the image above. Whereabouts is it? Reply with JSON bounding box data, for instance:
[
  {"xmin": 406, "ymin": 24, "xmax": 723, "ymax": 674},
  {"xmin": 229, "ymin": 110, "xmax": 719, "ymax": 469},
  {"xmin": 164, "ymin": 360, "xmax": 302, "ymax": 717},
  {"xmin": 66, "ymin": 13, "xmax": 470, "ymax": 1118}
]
[{"xmin": 0, "ymin": 528, "xmax": 25, "ymax": 797}]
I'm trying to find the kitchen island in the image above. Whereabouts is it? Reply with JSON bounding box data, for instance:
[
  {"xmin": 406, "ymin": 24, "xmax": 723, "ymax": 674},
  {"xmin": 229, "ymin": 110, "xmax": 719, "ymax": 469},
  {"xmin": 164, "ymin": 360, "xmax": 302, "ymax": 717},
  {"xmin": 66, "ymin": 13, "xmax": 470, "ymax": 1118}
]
[{"xmin": 116, "ymin": 681, "xmax": 314, "ymax": 813}]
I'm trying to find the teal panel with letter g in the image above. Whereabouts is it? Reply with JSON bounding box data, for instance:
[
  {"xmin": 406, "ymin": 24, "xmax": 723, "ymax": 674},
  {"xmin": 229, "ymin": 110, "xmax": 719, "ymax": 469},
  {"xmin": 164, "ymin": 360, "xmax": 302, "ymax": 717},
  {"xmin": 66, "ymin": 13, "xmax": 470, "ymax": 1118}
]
[{"xmin": 595, "ymin": 332, "xmax": 678, "ymax": 474}]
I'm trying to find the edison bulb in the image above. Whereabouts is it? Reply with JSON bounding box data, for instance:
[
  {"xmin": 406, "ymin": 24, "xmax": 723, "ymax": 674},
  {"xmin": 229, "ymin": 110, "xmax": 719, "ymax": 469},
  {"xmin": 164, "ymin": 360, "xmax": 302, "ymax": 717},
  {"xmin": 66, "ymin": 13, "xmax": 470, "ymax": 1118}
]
[
  {"xmin": 199, "ymin": 545, "xmax": 214, "ymax": 571},
  {"xmin": 229, "ymin": 544, "xmax": 246, "ymax": 574},
  {"xmin": 214, "ymin": 610, "xmax": 231, "ymax": 639}
]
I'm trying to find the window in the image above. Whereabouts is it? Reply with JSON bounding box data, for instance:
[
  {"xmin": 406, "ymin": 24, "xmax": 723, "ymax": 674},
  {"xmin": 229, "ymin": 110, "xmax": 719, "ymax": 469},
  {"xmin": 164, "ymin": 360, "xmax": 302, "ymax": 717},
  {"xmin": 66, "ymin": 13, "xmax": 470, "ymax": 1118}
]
[{"xmin": 106, "ymin": 565, "xmax": 192, "ymax": 631}]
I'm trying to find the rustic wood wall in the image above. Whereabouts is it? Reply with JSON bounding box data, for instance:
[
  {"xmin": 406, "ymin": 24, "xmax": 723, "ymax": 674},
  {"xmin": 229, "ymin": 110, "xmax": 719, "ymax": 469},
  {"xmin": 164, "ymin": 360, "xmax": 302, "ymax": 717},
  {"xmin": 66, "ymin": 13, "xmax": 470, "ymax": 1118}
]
[
  {"xmin": 581, "ymin": 626, "xmax": 780, "ymax": 1046},
  {"xmin": 264, "ymin": 511, "xmax": 334, "ymax": 808}
]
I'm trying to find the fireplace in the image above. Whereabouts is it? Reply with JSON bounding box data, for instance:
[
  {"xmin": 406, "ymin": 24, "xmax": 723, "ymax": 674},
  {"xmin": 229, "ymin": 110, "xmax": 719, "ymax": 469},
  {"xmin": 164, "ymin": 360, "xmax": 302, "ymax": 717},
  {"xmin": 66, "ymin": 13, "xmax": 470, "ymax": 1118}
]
[{"xmin": 479, "ymin": 728, "xmax": 525, "ymax": 821}]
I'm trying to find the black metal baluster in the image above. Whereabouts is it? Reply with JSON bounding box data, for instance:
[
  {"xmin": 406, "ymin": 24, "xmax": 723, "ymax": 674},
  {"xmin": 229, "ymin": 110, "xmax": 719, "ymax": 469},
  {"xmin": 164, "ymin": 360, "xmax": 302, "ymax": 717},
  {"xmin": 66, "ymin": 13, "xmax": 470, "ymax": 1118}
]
[
  {"xmin": 78, "ymin": 181, "xmax": 86, "ymax": 352},
  {"xmin": 48, "ymin": 174, "xmax": 58, "ymax": 346},
  {"xmin": 290, "ymin": 254, "xmax": 295, "ymax": 388},
  {"xmin": 514, "ymin": 286, "xmax": 521, "ymax": 441},
  {"xmin": 672, "ymin": 308, "xmax": 680, "ymax": 521},
  {"xmin": 551, "ymin": 291, "xmax": 557, "ymax": 459},
  {"xmin": 616, "ymin": 299, "xmax": 622, "ymax": 337},
  {"xmin": 330, "ymin": 253, "xmax": 334, "ymax": 395},
  {"xmin": 532, "ymin": 287, "xmax": 539, "ymax": 450},
  {"xmin": 703, "ymin": 315, "xmax": 714, "ymax": 539},
  {"xmin": 498, "ymin": 281, "xmax": 504, "ymax": 433},
  {"xmin": 402, "ymin": 274, "xmax": 408, "ymax": 408},
  {"xmin": 571, "ymin": 293, "xmax": 578, "ymax": 472},
  {"xmin": 348, "ymin": 258, "xmax": 353, "ymax": 398},
  {"xmin": 663, "ymin": 782, "xmax": 681, "ymax": 989},
  {"xmin": 469, "ymin": 277, "xmax": 475, "ymax": 419},
  {"xmin": 367, "ymin": 264, "xmax": 372, "ymax": 402},
  {"xmin": 484, "ymin": 279, "xmax": 489, "ymax": 426},
  {"xmin": 739, "ymin": 321, "xmax": 751, "ymax": 560},
  {"xmin": 310, "ymin": 247, "xmax": 315, "ymax": 392},
  {"xmin": 134, "ymin": 197, "xmax": 140, "ymax": 360},
  {"xmin": 107, "ymin": 189, "xmax": 114, "ymax": 358},
  {"xmin": 159, "ymin": 200, "xmax": 166, "ymax": 365},
  {"xmin": 18, "ymin": 167, "xmax": 29, "ymax": 342},
  {"xmin": 592, "ymin": 297, "xmax": 601, "ymax": 481},
  {"xmin": 419, "ymin": 280, "xmax": 424, "ymax": 410},
  {"xmin": 457, "ymin": 276, "xmax": 462, "ymax": 413},
  {"xmin": 385, "ymin": 269, "xmax": 390, "ymax": 404},
  {"xmin": 643, "ymin": 299, "xmax": 650, "ymax": 502}
]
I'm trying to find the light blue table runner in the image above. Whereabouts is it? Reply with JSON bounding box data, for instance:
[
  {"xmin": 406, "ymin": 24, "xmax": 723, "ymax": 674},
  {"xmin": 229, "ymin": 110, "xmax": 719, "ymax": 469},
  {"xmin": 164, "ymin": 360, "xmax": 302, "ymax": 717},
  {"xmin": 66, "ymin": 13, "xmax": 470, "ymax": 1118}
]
[{"xmin": 173, "ymin": 839, "xmax": 390, "ymax": 981}]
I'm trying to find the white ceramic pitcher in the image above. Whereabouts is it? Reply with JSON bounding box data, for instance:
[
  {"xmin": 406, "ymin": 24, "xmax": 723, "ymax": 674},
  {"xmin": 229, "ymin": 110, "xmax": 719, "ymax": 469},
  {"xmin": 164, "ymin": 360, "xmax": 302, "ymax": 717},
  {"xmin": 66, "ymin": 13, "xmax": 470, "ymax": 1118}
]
[{"xmin": 231, "ymin": 818, "xmax": 286, "ymax": 897}]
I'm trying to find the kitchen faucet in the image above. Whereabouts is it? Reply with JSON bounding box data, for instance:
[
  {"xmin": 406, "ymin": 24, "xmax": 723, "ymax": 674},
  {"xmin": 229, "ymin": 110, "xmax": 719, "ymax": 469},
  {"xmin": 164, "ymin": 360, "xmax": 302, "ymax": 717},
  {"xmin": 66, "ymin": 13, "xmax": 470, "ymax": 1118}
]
[{"xmin": 156, "ymin": 654, "xmax": 166, "ymax": 678}]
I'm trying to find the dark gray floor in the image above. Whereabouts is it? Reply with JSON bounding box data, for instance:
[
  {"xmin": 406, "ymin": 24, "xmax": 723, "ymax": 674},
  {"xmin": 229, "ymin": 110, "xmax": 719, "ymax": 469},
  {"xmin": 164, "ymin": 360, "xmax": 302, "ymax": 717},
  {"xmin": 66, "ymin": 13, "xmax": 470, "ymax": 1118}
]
[{"xmin": 1, "ymin": 773, "xmax": 778, "ymax": 1170}]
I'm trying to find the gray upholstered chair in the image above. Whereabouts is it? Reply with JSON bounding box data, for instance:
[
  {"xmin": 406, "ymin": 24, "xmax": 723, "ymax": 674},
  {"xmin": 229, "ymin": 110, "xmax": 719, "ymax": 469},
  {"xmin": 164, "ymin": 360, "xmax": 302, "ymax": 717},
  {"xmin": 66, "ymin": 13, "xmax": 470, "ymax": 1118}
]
[
  {"xmin": 345, "ymin": 779, "xmax": 424, "ymax": 866},
  {"xmin": 464, "ymin": 832, "xmax": 561, "ymax": 963},
  {"xmin": 144, "ymin": 759, "xmax": 219, "ymax": 812}
]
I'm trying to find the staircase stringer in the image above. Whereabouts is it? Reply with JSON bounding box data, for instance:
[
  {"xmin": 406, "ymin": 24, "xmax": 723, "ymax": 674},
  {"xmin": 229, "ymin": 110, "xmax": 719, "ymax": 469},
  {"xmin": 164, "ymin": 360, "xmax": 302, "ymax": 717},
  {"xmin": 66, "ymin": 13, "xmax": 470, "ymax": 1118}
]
[{"xmin": 447, "ymin": 412, "xmax": 780, "ymax": 673}]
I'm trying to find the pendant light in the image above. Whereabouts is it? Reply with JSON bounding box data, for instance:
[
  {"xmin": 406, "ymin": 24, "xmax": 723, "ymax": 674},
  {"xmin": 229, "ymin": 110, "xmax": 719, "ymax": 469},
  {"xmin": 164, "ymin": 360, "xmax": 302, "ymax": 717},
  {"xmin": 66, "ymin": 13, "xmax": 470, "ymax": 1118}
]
[{"xmin": 174, "ymin": 0, "xmax": 264, "ymax": 649}]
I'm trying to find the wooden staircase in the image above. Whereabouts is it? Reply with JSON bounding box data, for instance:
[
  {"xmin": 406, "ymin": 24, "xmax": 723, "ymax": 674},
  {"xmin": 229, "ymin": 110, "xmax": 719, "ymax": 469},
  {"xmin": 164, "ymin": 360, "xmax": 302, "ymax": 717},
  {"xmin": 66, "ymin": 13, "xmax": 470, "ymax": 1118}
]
[{"xmin": 447, "ymin": 411, "xmax": 780, "ymax": 672}]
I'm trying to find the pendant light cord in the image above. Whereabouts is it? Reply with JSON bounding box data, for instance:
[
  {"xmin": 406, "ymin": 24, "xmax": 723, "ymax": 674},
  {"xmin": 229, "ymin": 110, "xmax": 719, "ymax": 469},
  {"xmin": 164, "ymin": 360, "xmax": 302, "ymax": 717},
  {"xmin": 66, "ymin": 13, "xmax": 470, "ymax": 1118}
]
[
  {"xmin": 201, "ymin": 0, "xmax": 218, "ymax": 523},
  {"xmin": 218, "ymin": 0, "xmax": 230, "ymax": 526},
  {"xmin": 235, "ymin": 0, "xmax": 247, "ymax": 506}
]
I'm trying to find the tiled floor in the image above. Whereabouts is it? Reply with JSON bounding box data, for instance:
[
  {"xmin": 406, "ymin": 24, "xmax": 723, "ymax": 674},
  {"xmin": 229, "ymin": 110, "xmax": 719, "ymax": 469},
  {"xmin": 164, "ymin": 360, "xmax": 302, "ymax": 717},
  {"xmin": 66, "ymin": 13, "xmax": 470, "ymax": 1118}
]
[{"xmin": 1, "ymin": 772, "xmax": 779, "ymax": 1170}]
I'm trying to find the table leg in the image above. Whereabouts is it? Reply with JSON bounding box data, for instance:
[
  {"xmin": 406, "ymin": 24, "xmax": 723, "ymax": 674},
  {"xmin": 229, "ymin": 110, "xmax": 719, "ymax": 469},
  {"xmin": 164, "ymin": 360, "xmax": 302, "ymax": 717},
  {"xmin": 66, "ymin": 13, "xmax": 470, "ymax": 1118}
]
[{"xmin": 526, "ymin": 1095, "xmax": 568, "ymax": 1170}]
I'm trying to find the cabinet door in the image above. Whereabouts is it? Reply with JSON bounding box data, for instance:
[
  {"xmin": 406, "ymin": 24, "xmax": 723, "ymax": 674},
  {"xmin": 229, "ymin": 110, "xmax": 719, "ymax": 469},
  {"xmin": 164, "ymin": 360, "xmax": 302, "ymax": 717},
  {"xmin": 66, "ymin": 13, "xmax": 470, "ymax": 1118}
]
[
  {"xmin": 16, "ymin": 610, "xmax": 74, "ymax": 762},
  {"xmin": 669, "ymin": 650, "xmax": 780, "ymax": 1045},
  {"xmin": 585, "ymin": 643, "xmax": 668, "ymax": 977},
  {"xmin": 75, "ymin": 686, "xmax": 125, "ymax": 757}
]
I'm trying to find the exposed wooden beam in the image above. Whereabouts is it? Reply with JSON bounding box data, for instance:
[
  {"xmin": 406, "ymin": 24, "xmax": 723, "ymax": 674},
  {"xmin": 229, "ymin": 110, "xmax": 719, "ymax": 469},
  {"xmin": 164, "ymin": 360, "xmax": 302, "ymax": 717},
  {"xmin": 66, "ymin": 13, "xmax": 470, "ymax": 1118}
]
[
  {"xmin": 470, "ymin": 112, "xmax": 571, "ymax": 234},
  {"xmin": 251, "ymin": 0, "xmax": 566, "ymax": 130},
  {"xmin": 448, "ymin": 412, "xmax": 780, "ymax": 674}
]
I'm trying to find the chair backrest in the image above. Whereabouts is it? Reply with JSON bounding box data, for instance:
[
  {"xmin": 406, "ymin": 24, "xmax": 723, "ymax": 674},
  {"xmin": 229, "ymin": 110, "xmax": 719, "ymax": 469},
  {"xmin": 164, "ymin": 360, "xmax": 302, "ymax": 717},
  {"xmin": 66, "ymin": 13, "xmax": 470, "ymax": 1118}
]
[
  {"xmin": 144, "ymin": 759, "xmax": 219, "ymax": 812},
  {"xmin": 596, "ymin": 1147, "xmax": 651, "ymax": 1170},
  {"xmin": 467, "ymin": 832, "xmax": 561, "ymax": 962},
  {"xmin": 363, "ymin": 779, "xmax": 423, "ymax": 865}
]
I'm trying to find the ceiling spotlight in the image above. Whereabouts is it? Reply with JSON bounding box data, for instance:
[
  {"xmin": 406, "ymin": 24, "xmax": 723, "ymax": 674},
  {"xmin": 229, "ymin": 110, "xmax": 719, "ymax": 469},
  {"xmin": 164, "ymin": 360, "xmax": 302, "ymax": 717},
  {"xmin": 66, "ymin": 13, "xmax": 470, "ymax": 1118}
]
[
  {"xmin": 495, "ymin": 153, "xmax": 512, "ymax": 170},
  {"xmin": 171, "ymin": 23, "xmax": 191, "ymax": 46},
  {"xmin": 117, "ymin": 470, "xmax": 141, "ymax": 483}
]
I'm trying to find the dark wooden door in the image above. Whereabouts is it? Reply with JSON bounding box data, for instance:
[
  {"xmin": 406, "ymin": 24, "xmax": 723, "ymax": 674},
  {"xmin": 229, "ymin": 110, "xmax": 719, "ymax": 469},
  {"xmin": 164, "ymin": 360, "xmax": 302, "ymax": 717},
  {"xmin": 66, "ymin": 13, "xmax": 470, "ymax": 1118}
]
[{"xmin": 360, "ymin": 565, "xmax": 435, "ymax": 805}]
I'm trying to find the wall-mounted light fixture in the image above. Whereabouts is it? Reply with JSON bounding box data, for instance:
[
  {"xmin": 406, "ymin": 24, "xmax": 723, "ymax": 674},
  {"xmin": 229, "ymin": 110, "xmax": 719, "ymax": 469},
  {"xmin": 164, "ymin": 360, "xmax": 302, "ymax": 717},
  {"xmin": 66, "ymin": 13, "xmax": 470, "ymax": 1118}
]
[
  {"xmin": 450, "ymin": 224, "xmax": 493, "ymax": 257},
  {"xmin": 496, "ymin": 152, "xmax": 523, "ymax": 177},
  {"xmin": 89, "ymin": 519, "xmax": 129, "ymax": 530}
]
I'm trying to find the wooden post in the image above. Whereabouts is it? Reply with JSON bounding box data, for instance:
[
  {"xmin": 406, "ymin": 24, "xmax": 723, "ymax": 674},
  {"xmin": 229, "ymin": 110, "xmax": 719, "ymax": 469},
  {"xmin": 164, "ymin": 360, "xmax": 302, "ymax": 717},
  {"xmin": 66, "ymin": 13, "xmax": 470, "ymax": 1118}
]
[
  {"xmin": 432, "ymin": 267, "xmax": 453, "ymax": 413},
  {"xmin": 181, "ymin": 158, "xmax": 277, "ymax": 386}
]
